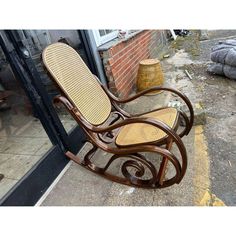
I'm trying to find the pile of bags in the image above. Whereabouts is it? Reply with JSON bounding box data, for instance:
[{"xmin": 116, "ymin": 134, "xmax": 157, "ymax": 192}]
[{"xmin": 207, "ymin": 39, "xmax": 236, "ymax": 80}]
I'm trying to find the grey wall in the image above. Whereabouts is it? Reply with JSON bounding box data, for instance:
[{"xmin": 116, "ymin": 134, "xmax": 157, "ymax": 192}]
[{"xmin": 48, "ymin": 30, "xmax": 81, "ymax": 48}]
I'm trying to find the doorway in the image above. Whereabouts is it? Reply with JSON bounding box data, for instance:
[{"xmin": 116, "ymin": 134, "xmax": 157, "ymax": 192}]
[{"xmin": 0, "ymin": 30, "xmax": 92, "ymax": 205}]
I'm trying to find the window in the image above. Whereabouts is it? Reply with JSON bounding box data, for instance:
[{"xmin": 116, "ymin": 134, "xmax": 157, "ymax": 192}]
[{"xmin": 92, "ymin": 30, "xmax": 119, "ymax": 46}]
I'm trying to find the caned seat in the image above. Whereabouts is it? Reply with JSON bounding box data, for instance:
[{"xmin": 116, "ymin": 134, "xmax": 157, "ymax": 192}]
[
  {"xmin": 116, "ymin": 108, "xmax": 178, "ymax": 146},
  {"xmin": 42, "ymin": 42, "xmax": 194, "ymax": 189}
]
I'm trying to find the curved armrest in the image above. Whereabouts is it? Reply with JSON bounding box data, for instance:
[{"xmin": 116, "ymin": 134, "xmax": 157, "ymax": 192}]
[
  {"xmin": 102, "ymin": 85, "xmax": 194, "ymax": 134},
  {"xmin": 53, "ymin": 93, "xmax": 187, "ymax": 182},
  {"xmin": 92, "ymin": 116, "xmax": 187, "ymax": 180},
  {"xmin": 91, "ymin": 116, "xmax": 184, "ymax": 149},
  {"xmin": 53, "ymin": 95, "xmax": 74, "ymax": 111}
]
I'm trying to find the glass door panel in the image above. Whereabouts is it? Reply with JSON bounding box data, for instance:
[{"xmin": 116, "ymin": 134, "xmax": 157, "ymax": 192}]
[
  {"xmin": 18, "ymin": 30, "xmax": 90, "ymax": 134},
  {"xmin": 0, "ymin": 46, "xmax": 53, "ymax": 199}
]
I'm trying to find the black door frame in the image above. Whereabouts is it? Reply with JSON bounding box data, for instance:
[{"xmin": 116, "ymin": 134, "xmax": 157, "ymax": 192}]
[{"xmin": 0, "ymin": 30, "xmax": 94, "ymax": 206}]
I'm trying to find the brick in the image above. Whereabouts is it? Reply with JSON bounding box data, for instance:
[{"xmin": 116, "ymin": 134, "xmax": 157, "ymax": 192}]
[
  {"xmin": 112, "ymin": 43, "xmax": 130, "ymax": 58},
  {"xmin": 108, "ymin": 82, "xmax": 119, "ymax": 96},
  {"xmin": 118, "ymin": 84, "xmax": 128, "ymax": 94},
  {"xmin": 120, "ymin": 61, "xmax": 132, "ymax": 71},
  {"xmin": 112, "ymin": 43, "xmax": 125, "ymax": 56},
  {"xmin": 132, "ymin": 43, "xmax": 142, "ymax": 53},
  {"xmin": 137, "ymin": 50, "xmax": 149, "ymax": 61},
  {"xmin": 126, "ymin": 78, "xmax": 134, "ymax": 90},
  {"xmin": 116, "ymin": 60, "xmax": 131, "ymax": 73},
  {"xmin": 118, "ymin": 75, "xmax": 133, "ymax": 92},
  {"xmin": 114, "ymin": 42, "xmax": 140, "ymax": 64},
  {"xmin": 117, "ymin": 55, "xmax": 129, "ymax": 65},
  {"xmin": 140, "ymin": 33, "xmax": 150, "ymax": 41},
  {"xmin": 112, "ymin": 55, "xmax": 131, "ymax": 71},
  {"xmin": 124, "ymin": 38, "xmax": 134, "ymax": 48},
  {"xmin": 140, "ymin": 38, "xmax": 151, "ymax": 47},
  {"xmin": 116, "ymin": 65, "xmax": 131, "ymax": 82},
  {"xmin": 120, "ymin": 80, "xmax": 129, "ymax": 91},
  {"xmin": 139, "ymin": 31, "xmax": 149, "ymax": 38},
  {"xmin": 116, "ymin": 74, "xmax": 130, "ymax": 90},
  {"xmin": 111, "ymin": 56, "xmax": 125, "ymax": 68},
  {"xmin": 139, "ymin": 33, "xmax": 151, "ymax": 43},
  {"xmin": 122, "ymin": 90, "xmax": 130, "ymax": 99},
  {"xmin": 100, "ymin": 30, "xmax": 167, "ymax": 98},
  {"xmin": 123, "ymin": 82, "xmax": 134, "ymax": 98},
  {"xmin": 145, "ymin": 34, "xmax": 152, "ymax": 41},
  {"xmin": 117, "ymin": 46, "xmax": 133, "ymax": 58}
]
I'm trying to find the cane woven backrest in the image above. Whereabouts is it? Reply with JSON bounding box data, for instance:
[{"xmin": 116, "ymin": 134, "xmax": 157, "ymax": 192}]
[{"xmin": 42, "ymin": 43, "xmax": 111, "ymax": 125}]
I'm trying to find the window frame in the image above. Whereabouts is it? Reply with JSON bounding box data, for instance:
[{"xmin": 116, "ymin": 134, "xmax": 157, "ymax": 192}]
[{"xmin": 92, "ymin": 30, "xmax": 119, "ymax": 46}]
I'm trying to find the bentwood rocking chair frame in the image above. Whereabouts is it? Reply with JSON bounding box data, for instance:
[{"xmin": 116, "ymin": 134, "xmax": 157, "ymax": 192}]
[{"xmin": 42, "ymin": 42, "xmax": 194, "ymax": 189}]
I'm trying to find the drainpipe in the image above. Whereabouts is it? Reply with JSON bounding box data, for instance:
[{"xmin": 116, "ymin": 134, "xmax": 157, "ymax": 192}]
[{"xmin": 84, "ymin": 30, "xmax": 108, "ymax": 86}]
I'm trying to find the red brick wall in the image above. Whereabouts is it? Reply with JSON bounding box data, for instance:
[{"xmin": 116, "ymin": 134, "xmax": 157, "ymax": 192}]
[{"xmin": 99, "ymin": 30, "xmax": 168, "ymax": 98}]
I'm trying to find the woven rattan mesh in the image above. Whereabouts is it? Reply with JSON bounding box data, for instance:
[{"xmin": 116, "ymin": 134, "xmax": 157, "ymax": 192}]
[
  {"xmin": 42, "ymin": 43, "xmax": 111, "ymax": 125},
  {"xmin": 116, "ymin": 108, "xmax": 178, "ymax": 146}
]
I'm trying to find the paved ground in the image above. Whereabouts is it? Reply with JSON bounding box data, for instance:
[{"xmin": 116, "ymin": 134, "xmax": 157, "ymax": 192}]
[
  {"xmin": 193, "ymin": 31, "xmax": 236, "ymax": 205},
  {"xmin": 39, "ymin": 30, "xmax": 236, "ymax": 206},
  {"xmin": 0, "ymin": 108, "xmax": 75, "ymax": 199}
]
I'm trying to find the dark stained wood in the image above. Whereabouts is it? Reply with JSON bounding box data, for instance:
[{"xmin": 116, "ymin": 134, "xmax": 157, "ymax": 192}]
[{"xmin": 43, "ymin": 47, "xmax": 194, "ymax": 189}]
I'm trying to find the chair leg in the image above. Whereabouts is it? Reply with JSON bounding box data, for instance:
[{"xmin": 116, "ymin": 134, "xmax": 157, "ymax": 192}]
[
  {"xmin": 158, "ymin": 139, "xmax": 173, "ymax": 185},
  {"xmin": 65, "ymin": 142, "xmax": 98, "ymax": 165},
  {"xmin": 65, "ymin": 151, "xmax": 82, "ymax": 164}
]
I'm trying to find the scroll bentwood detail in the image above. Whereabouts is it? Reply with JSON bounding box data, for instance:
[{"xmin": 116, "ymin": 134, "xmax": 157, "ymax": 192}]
[{"xmin": 42, "ymin": 42, "xmax": 194, "ymax": 189}]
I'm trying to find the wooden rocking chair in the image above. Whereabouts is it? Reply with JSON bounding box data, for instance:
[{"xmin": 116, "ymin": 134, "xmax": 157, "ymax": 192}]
[{"xmin": 42, "ymin": 42, "xmax": 194, "ymax": 189}]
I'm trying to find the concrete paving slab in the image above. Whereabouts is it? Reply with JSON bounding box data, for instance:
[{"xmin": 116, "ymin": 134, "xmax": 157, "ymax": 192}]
[
  {"xmin": 62, "ymin": 122, "xmax": 77, "ymax": 133},
  {"xmin": 0, "ymin": 112, "xmax": 34, "ymax": 137},
  {"xmin": 41, "ymin": 162, "xmax": 113, "ymax": 206},
  {"xmin": 40, "ymin": 30, "xmax": 236, "ymax": 206},
  {"xmin": 59, "ymin": 114, "xmax": 77, "ymax": 133},
  {"xmin": 41, "ymin": 128, "xmax": 195, "ymax": 206},
  {"xmin": 104, "ymin": 130, "xmax": 195, "ymax": 206},
  {"xmin": 12, "ymin": 122, "xmax": 49, "ymax": 138},
  {"xmin": 34, "ymin": 140, "xmax": 52, "ymax": 156},
  {"xmin": 0, "ymin": 177, "xmax": 18, "ymax": 199},
  {"xmin": 0, "ymin": 137, "xmax": 50, "ymax": 155},
  {"xmin": 0, "ymin": 113, "xmax": 55, "ymax": 199},
  {"xmin": 0, "ymin": 153, "xmax": 12, "ymax": 165},
  {"xmin": 0, "ymin": 154, "xmax": 41, "ymax": 180}
]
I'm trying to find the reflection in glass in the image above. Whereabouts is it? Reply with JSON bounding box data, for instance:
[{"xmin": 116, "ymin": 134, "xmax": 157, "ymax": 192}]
[{"xmin": 0, "ymin": 47, "xmax": 53, "ymax": 199}]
